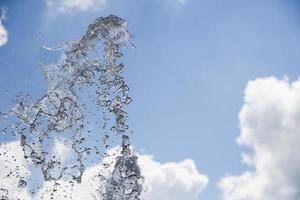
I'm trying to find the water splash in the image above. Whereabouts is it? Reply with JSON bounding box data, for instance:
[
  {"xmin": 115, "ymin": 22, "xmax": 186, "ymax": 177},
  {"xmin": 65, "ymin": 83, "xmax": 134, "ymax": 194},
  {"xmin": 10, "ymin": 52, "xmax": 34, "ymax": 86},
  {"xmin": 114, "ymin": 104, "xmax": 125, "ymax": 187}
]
[
  {"xmin": 0, "ymin": 15, "xmax": 143, "ymax": 199},
  {"xmin": 103, "ymin": 135, "xmax": 143, "ymax": 200}
]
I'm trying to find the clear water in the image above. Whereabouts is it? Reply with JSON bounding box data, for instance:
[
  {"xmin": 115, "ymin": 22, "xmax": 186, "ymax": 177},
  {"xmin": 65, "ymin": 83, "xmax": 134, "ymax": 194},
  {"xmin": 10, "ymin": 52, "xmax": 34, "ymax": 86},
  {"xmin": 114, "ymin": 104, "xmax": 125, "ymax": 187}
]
[{"xmin": 0, "ymin": 15, "xmax": 143, "ymax": 199}]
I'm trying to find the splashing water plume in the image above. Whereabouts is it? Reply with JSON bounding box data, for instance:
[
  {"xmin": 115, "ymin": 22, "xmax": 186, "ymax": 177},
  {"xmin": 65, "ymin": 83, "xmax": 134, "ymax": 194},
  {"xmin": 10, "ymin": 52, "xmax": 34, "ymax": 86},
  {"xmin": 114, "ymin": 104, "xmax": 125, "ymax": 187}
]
[
  {"xmin": 104, "ymin": 135, "xmax": 142, "ymax": 200},
  {"xmin": 0, "ymin": 15, "xmax": 143, "ymax": 199}
]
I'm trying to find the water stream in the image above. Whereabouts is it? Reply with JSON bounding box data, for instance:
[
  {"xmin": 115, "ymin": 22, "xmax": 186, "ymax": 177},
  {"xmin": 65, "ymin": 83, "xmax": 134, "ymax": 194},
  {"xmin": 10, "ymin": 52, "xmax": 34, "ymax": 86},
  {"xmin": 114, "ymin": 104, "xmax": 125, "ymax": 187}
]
[{"xmin": 0, "ymin": 15, "xmax": 143, "ymax": 200}]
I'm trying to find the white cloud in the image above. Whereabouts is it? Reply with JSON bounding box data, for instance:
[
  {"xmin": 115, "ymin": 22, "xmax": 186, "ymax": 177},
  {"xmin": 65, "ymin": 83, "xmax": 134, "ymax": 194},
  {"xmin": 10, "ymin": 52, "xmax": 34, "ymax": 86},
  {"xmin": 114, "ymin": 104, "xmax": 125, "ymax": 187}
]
[
  {"xmin": 0, "ymin": 142, "xmax": 208, "ymax": 199},
  {"xmin": 0, "ymin": 141, "xmax": 31, "ymax": 199},
  {"xmin": 46, "ymin": 0, "xmax": 107, "ymax": 13},
  {"xmin": 140, "ymin": 155, "xmax": 209, "ymax": 200},
  {"xmin": 0, "ymin": 23, "xmax": 8, "ymax": 46},
  {"xmin": 0, "ymin": 7, "xmax": 8, "ymax": 47},
  {"xmin": 52, "ymin": 138, "xmax": 71, "ymax": 161},
  {"xmin": 219, "ymin": 76, "xmax": 300, "ymax": 200},
  {"xmin": 34, "ymin": 164, "xmax": 105, "ymax": 200}
]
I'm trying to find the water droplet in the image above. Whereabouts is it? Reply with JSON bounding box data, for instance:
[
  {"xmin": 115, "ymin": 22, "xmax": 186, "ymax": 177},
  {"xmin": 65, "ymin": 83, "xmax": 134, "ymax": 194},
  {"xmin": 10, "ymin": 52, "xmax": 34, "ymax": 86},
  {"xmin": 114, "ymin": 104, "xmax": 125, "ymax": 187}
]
[{"xmin": 18, "ymin": 179, "xmax": 27, "ymax": 188}]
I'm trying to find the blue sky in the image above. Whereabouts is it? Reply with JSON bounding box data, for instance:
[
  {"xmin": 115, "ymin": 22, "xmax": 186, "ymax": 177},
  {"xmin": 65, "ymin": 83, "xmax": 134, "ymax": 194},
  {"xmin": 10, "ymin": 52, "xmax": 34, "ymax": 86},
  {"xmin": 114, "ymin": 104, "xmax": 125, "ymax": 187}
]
[{"xmin": 1, "ymin": 0, "xmax": 300, "ymax": 199}]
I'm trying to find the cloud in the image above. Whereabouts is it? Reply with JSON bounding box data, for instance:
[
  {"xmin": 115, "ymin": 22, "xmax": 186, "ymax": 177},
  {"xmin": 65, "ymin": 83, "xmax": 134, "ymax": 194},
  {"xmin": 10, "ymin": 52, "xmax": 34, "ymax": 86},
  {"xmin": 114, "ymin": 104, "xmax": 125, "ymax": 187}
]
[
  {"xmin": 0, "ymin": 142, "xmax": 208, "ymax": 199},
  {"xmin": 140, "ymin": 155, "xmax": 209, "ymax": 200},
  {"xmin": 219, "ymin": 76, "xmax": 300, "ymax": 200},
  {"xmin": 33, "ymin": 164, "xmax": 105, "ymax": 199},
  {"xmin": 0, "ymin": 141, "xmax": 31, "ymax": 199},
  {"xmin": 0, "ymin": 23, "xmax": 8, "ymax": 46},
  {"xmin": 46, "ymin": 0, "xmax": 107, "ymax": 13},
  {"xmin": 52, "ymin": 138, "xmax": 71, "ymax": 161},
  {"xmin": 0, "ymin": 7, "xmax": 8, "ymax": 47}
]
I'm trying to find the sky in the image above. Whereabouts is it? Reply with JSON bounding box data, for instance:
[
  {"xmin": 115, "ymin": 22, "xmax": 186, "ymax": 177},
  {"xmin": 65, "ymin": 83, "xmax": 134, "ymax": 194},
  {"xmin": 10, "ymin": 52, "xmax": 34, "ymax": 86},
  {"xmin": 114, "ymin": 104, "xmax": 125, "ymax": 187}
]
[{"xmin": 0, "ymin": 0, "xmax": 300, "ymax": 199}]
